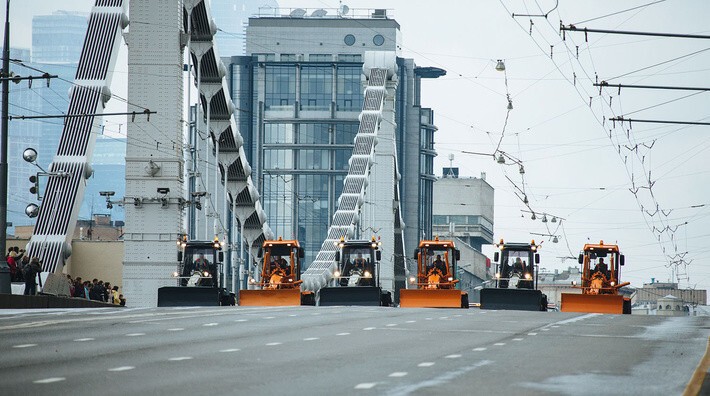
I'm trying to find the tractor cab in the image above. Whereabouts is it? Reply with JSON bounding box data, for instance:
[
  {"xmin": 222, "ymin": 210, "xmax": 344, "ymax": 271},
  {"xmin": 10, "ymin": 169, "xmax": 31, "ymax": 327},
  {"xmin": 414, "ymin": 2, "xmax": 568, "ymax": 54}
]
[
  {"xmin": 333, "ymin": 239, "xmax": 381, "ymax": 287},
  {"xmin": 178, "ymin": 240, "xmax": 222, "ymax": 287},
  {"xmin": 578, "ymin": 241, "xmax": 626, "ymax": 295},
  {"xmin": 493, "ymin": 240, "xmax": 540, "ymax": 289}
]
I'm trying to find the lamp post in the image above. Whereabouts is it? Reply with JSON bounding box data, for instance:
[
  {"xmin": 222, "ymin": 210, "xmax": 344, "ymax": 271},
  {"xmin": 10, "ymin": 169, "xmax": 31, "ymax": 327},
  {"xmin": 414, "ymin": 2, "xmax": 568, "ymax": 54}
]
[{"xmin": 0, "ymin": 0, "xmax": 12, "ymax": 294}]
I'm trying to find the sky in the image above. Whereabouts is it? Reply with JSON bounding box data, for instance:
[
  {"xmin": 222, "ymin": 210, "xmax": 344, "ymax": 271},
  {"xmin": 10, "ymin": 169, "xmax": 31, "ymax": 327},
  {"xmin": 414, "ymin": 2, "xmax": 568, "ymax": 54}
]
[{"xmin": 3, "ymin": 0, "xmax": 709, "ymax": 294}]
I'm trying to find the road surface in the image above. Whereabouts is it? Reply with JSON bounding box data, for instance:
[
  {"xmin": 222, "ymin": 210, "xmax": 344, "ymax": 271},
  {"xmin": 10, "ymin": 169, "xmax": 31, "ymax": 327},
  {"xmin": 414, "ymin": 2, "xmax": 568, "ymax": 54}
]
[{"xmin": 0, "ymin": 306, "xmax": 707, "ymax": 395}]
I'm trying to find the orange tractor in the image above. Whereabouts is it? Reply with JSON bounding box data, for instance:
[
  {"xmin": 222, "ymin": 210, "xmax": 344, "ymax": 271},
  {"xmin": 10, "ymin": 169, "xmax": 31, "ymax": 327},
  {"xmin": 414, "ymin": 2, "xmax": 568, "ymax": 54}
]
[
  {"xmin": 561, "ymin": 241, "xmax": 631, "ymax": 314},
  {"xmin": 239, "ymin": 238, "xmax": 315, "ymax": 306},
  {"xmin": 399, "ymin": 237, "xmax": 469, "ymax": 308}
]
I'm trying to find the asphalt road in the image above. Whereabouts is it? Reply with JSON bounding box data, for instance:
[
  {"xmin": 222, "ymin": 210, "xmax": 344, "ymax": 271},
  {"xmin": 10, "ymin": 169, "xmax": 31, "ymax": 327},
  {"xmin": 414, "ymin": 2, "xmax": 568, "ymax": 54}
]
[{"xmin": 0, "ymin": 306, "xmax": 707, "ymax": 395}]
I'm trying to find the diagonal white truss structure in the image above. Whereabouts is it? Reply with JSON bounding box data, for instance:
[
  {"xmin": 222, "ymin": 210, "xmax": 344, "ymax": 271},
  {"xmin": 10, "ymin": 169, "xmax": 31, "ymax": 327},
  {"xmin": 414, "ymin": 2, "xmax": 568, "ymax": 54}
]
[
  {"xmin": 26, "ymin": 0, "xmax": 127, "ymax": 283},
  {"xmin": 302, "ymin": 53, "xmax": 407, "ymax": 300}
]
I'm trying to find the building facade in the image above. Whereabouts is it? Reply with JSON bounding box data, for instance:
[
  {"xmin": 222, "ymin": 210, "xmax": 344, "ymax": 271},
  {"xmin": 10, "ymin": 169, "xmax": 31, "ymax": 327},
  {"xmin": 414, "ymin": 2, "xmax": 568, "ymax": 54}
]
[
  {"xmin": 432, "ymin": 170, "xmax": 494, "ymax": 251},
  {"xmin": 226, "ymin": 10, "xmax": 443, "ymax": 265}
]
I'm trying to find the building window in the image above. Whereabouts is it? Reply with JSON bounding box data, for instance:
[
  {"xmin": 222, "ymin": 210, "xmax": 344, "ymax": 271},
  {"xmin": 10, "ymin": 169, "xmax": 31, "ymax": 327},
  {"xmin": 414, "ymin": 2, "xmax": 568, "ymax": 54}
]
[
  {"xmin": 281, "ymin": 54, "xmax": 297, "ymax": 61},
  {"xmin": 300, "ymin": 65, "xmax": 332, "ymax": 111},
  {"xmin": 309, "ymin": 54, "xmax": 331, "ymax": 62},
  {"xmin": 338, "ymin": 54, "xmax": 362, "ymax": 62},
  {"xmin": 265, "ymin": 65, "xmax": 296, "ymax": 109},
  {"xmin": 264, "ymin": 123, "xmax": 294, "ymax": 144},
  {"xmin": 298, "ymin": 149, "xmax": 329, "ymax": 170},
  {"xmin": 297, "ymin": 174, "xmax": 330, "ymax": 266},
  {"xmin": 263, "ymin": 149, "xmax": 293, "ymax": 170},
  {"xmin": 299, "ymin": 124, "xmax": 330, "ymax": 144},
  {"xmin": 334, "ymin": 123, "xmax": 358, "ymax": 144},
  {"xmin": 344, "ymin": 34, "xmax": 356, "ymax": 46},
  {"xmin": 334, "ymin": 149, "xmax": 351, "ymax": 171},
  {"xmin": 336, "ymin": 65, "xmax": 362, "ymax": 111},
  {"xmin": 263, "ymin": 174, "xmax": 294, "ymax": 238},
  {"xmin": 373, "ymin": 34, "xmax": 385, "ymax": 46}
]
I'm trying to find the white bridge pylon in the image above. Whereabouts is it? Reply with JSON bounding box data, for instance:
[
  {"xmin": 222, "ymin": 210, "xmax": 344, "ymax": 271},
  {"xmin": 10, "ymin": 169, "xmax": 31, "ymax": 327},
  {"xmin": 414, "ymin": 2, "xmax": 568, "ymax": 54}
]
[{"xmin": 302, "ymin": 52, "xmax": 407, "ymax": 299}]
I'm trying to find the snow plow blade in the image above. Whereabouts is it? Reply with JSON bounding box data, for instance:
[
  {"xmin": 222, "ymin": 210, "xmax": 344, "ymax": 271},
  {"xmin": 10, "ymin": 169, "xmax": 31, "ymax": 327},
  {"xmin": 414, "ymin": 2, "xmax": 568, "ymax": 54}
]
[
  {"xmin": 157, "ymin": 286, "xmax": 220, "ymax": 307},
  {"xmin": 561, "ymin": 293, "xmax": 629, "ymax": 314},
  {"xmin": 399, "ymin": 289, "xmax": 468, "ymax": 308},
  {"xmin": 319, "ymin": 286, "xmax": 385, "ymax": 306},
  {"xmin": 480, "ymin": 288, "xmax": 545, "ymax": 311},
  {"xmin": 239, "ymin": 289, "xmax": 302, "ymax": 306}
]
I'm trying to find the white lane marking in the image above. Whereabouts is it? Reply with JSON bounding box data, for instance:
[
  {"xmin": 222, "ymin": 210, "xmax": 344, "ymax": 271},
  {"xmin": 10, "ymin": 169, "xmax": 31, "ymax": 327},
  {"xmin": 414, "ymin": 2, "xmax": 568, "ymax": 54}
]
[
  {"xmin": 266, "ymin": 342, "xmax": 282, "ymax": 346},
  {"xmin": 425, "ymin": 318, "xmax": 433, "ymax": 320},
  {"xmin": 203, "ymin": 323, "xmax": 218, "ymax": 327},
  {"xmin": 168, "ymin": 356, "xmax": 193, "ymax": 361},
  {"xmin": 263, "ymin": 316, "xmax": 275, "ymax": 319},
  {"xmin": 512, "ymin": 338, "xmax": 524, "ymax": 341},
  {"xmin": 438, "ymin": 316, "xmax": 449, "ymax": 320},
  {"xmin": 551, "ymin": 325, "xmax": 560, "ymax": 328},
  {"xmin": 389, "ymin": 372, "xmax": 408, "ymax": 377},
  {"xmin": 74, "ymin": 338, "xmax": 95, "ymax": 342},
  {"xmin": 386, "ymin": 324, "xmax": 397, "ymax": 327},
  {"xmin": 541, "ymin": 328, "xmax": 550, "ymax": 331},
  {"xmin": 311, "ymin": 312, "xmax": 321, "ymax": 315},
  {"xmin": 418, "ymin": 362, "xmax": 435, "ymax": 367},
  {"xmin": 363, "ymin": 327, "xmax": 375, "ymax": 331},
  {"xmin": 473, "ymin": 347, "xmax": 487, "ymax": 351},
  {"xmin": 405, "ymin": 320, "xmax": 416, "ymax": 323},
  {"xmin": 336, "ymin": 332, "xmax": 351, "ymax": 336},
  {"xmin": 219, "ymin": 348, "xmax": 240, "ymax": 353},
  {"xmin": 13, "ymin": 344, "xmax": 37, "ymax": 348},
  {"xmin": 235, "ymin": 319, "xmax": 248, "ymax": 322},
  {"xmin": 125, "ymin": 333, "xmax": 145, "ymax": 337},
  {"xmin": 445, "ymin": 354, "xmax": 462, "ymax": 359},
  {"xmin": 304, "ymin": 337, "xmax": 319, "ymax": 341},
  {"xmin": 108, "ymin": 366, "xmax": 135, "ymax": 372},
  {"xmin": 528, "ymin": 332, "xmax": 537, "ymax": 336},
  {"xmin": 167, "ymin": 328, "xmax": 184, "ymax": 331},
  {"xmin": 453, "ymin": 314, "xmax": 462, "ymax": 317},
  {"xmin": 494, "ymin": 343, "xmax": 506, "ymax": 346},
  {"xmin": 552, "ymin": 313, "xmax": 600, "ymax": 325},
  {"xmin": 288, "ymin": 314, "xmax": 298, "ymax": 317},
  {"xmin": 34, "ymin": 377, "xmax": 66, "ymax": 384},
  {"xmin": 354, "ymin": 383, "xmax": 377, "ymax": 389},
  {"xmin": 387, "ymin": 360, "xmax": 492, "ymax": 395}
]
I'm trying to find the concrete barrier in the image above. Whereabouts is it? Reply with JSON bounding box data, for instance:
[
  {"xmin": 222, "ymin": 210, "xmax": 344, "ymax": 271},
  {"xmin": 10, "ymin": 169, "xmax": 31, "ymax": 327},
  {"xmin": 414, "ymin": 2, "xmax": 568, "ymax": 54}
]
[{"xmin": 0, "ymin": 294, "xmax": 120, "ymax": 309}]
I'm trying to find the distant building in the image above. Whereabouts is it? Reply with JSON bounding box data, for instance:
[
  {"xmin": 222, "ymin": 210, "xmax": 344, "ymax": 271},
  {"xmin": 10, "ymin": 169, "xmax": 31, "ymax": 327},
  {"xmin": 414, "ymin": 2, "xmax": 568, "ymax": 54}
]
[
  {"xmin": 226, "ymin": 10, "xmax": 444, "ymax": 264},
  {"xmin": 536, "ymin": 266, "xmax": 582, "ymax": 308},
  {"xmin": 210, "ymin": 0, "xmax": 279, "ymax": 56},
  {"xmin": 6, "ymin": 11, "xmax": 88, "ymax": 234},
  {"xmin": 432, "ymin": 170, "xmax": 494, "ymax": 251},
  {"xmin": 634, "ymin": 281, "xmax": 706, "ymax": 306},
  {"xmin": 80, "ymin": 137, "xmax": 126, "ymax": 222}
]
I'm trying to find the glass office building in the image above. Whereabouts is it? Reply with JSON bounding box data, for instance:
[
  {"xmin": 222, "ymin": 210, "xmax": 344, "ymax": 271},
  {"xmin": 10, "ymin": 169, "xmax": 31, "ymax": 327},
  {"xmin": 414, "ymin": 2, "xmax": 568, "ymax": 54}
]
[{"xmin": 226, "ymin": 10, "xmax": 443, "ymax": 265}]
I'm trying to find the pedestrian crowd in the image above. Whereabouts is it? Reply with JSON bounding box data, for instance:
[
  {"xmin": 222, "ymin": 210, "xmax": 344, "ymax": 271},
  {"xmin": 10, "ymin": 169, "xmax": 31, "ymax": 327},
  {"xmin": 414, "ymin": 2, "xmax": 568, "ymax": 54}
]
[
  {"xmin": 66, "ymin": 275, "xmax": 126, "ymax": 306},
  {"xmin": 7, "ymin": 246, "xmax": 126, "ymax": 305}
]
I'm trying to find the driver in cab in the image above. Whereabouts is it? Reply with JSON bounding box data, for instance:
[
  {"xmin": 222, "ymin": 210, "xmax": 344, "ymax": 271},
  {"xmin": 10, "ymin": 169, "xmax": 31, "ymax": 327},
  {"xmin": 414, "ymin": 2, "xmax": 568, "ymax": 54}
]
[{"xmin": 194, "ymin": 253, "xmax": 210, "ymax": 271}]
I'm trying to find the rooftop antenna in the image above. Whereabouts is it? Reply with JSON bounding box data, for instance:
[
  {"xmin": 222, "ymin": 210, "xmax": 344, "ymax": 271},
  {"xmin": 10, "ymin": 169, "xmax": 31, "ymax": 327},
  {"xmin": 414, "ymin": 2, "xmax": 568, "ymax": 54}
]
[{"xmin": 339, "ymin": 2, "xmax": 349, "ymax": 17}]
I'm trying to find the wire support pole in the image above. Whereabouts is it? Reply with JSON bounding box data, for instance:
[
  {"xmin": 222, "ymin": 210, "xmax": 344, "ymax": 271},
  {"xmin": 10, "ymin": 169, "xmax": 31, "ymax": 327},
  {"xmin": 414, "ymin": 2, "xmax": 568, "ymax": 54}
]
[
  {"xmin": 0, "ymin": 0, "xmax": 11, "ymax": 294},
  {"xmin": 610, "ymin": 117, "xmax": 710, "ymax": 126},
  {"xmin": 561, "ymin": 24, "xmax": 710, "ymax": 40},
  {"xmin": 9, "ymin": 110, "xmax": 156, "ymax": 120},
  {"xmin": 594, "ymin": 82, "xmax": 710, "ymax": 92}
]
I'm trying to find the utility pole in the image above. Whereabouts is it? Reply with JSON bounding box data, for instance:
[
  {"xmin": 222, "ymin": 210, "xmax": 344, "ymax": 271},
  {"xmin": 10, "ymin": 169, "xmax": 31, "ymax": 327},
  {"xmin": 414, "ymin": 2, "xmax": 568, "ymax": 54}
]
[{"xmin": 0, "ymin": 0, "xmax": 11, "ymax": 294}]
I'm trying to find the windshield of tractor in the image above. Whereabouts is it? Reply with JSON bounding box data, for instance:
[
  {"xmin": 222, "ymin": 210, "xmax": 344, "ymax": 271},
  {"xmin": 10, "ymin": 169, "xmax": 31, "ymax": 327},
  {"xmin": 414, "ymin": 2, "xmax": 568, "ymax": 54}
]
[
  {"xmin": 184, "ymin": 247, "xmax": 217, "ymax": 275},
  {"xmin": 342, "ymin": 247, "xmax": 374, "ymax": 271},
  {"xmin": 422, "ymin": 247, "xmax": 452, "ymax": 275},
  {"xmin": 501, "ymin": 250, "xmax": 531, "ymax": 275}
]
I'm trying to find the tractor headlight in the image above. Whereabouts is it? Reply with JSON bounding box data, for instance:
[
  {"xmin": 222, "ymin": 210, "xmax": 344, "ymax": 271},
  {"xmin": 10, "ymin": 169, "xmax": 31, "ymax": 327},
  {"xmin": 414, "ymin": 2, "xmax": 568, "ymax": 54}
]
[
  {"xmin": 249, "ymin": 277, "xmax": 255, "ymax": 284},
  {"xmin": 333, "ymin": 270, "xmax": 341, "ymax": 278},
  {"xmin": 288, "ymin": 278, "xmax": 293, "ymax": 282},
  {"xmin": 572, "ymin": 280, "xmax": 577, "ymax": 286},
  {"xmin": 495, "ymin": 272, "xmax": 500, "ymax": 279},
  {"xmin": 610, "ymin": 281, "xmax": 616, "ymax": 286},
  {"xmin": 448, "ymin": 277, "xmax": 454, "ymax": 282},
  {"xmin": 409, "ymin": 276, "xmax": 416, "ymax": 284},
  {"xmin": 203, "ymin": 271, "xmax": 210, "ymax": 277},
  {"xmin": 524, "ymin": 273, "xmax": 532, "ymax": 280},
  {"xmin": 364, "ymin": 271, "xmax": 372, "ymax": 278},
  {"xmin": 172, "ymin": 271, "xmax": 178, "ymax": 277}
]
